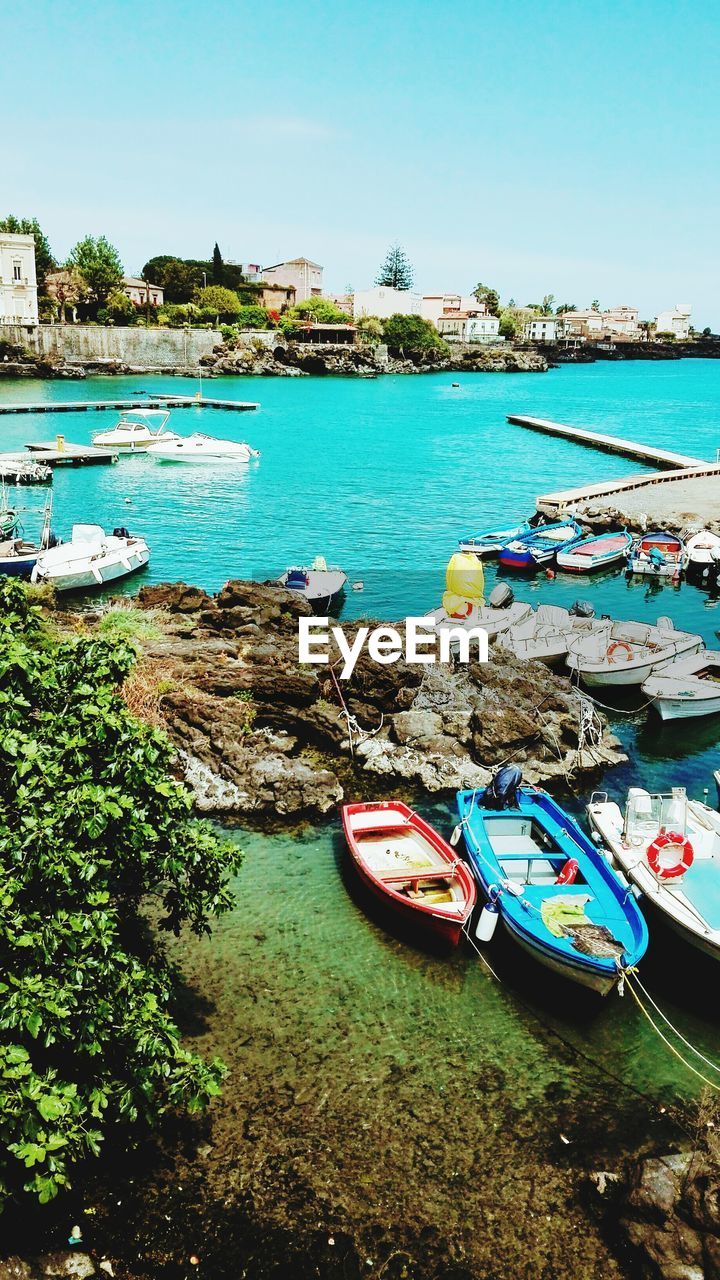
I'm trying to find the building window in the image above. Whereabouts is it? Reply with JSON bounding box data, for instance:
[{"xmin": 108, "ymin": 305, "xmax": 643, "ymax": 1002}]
[{"xmin": 13, "ymin": 260, "xmax": 22, "ymax": 282}]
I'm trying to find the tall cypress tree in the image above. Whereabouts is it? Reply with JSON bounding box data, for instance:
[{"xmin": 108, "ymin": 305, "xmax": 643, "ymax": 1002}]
[
  {"xmin": 375, "ymin": 244, "xmax": 414, "ymax": 290},
  {"xmin": 212, "ymin": 242, "xmax": 224, "ymax": 285}
]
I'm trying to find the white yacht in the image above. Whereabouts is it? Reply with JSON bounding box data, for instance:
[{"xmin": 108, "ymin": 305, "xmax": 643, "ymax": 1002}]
[
  {"xmin": 146, "ymin": 432, "xmax": 260, "ymax": 462},
  {"xmin": 588, "ymin": 787, "xmax": 720, "ymax": 964},
  {"xmin": 566, "ymin": 617, "xmax": 702, "ymax": 687},
  {"xmin": 31, "ymin": 524, "xmax": 150, "ymax": 592},
  {"xmin": 92, "ymin": 409, "xmax": 178, "ymax": 452}
]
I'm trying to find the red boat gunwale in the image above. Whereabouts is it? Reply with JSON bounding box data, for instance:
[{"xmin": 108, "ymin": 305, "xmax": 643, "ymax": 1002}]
[{"xmin": 341, "ymin": 800, "xmax": 477, "ymax": 946}]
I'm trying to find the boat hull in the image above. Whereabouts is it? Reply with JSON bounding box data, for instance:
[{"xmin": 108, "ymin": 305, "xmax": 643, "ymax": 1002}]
[
  {"xmin": 33, "ymin": 545, "xmax": 150, "ymax": 592},
  {"xmin": 652, "ymin": 694, "xmax": 720, "ymax": 721},
  {"xmin": 502, "ymin": 916, "xmax": 619, "ymax": 995},
  {"xmin": 0, "ymin": 555, "xmax": 37, "ymax": 578},
  {"xmin": 351, "ymin": 857, "xmax": 469, "ymax": 947}
]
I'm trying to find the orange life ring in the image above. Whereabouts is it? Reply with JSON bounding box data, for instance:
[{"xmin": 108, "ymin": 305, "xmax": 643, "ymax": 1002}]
[
  {"xmin": 449, "ymin": 601, "xmax": 474, "ymax": 620},
  {"xmin": 555, "ymin": 857, "xmax": 579, "ymax": 885},
  {"xmin": 607, "ymin": 640, "xmax": 633, "ymax": 664},
  {"xmin": 646, "ymin": 831, "xmax": 694, "ymax": 879}
]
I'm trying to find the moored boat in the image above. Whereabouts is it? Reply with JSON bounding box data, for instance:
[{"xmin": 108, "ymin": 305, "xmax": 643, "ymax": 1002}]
[
  {"xmin": 556, "ymin": 529, "xmax": 633, "ymax": 573},
  {"xmin": 92, "ymin": 408, "xmax": 179, "ymax": 453},
  {"xmin": 278, "ymin": 556, "xmax": 347, "ymax": 611},
  {"xmin": 684, "ymin": 530, "xmax": 720, "ymax": 587},
  {"xmin": 587, "ymin": 787, "xmax": 720, "ymax": 964},
  {"xmin": 341, "ymin": 800, "xmax": 477, "ymax": 946},
  {"xmin": 642, "ymin": 649, "xmax": 720, "ymax": 720},
  {"xmin": 566, "ymin": 617, "xmax": 702, "ymax": 687},
  {"xmin": 456, "ymin": 774, "xmax": 648, "ymax": 994},
  {"xmin": 627, "ymin": 530, "xmax": 684, "ymax": 579},
  {"xmin": 498, "ymin": 519, "xmax": 583, "ymax": 571},
  {"xmin": 31, "ymin": 524, "xmax": 150, "ymax": 592},
  {"xmin": 503, "ymin": 603, "xmax": 599, "ymax": 666},
  {"xmin": 458, "ymin": 520, "xmax": 531, "ymax": 559},
  {"xmin": 146, "ymin": 432, "xmax": 260, "ymax": 462},
  {"xmin": 0, "ymin": 497, "xmax": 58, "ymax": 579}
]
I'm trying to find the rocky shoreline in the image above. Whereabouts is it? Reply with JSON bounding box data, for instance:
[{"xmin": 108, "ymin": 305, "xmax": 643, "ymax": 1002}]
[{"xmin": 68, "ymin": 578, "xmax": 629, "ymax": 824}]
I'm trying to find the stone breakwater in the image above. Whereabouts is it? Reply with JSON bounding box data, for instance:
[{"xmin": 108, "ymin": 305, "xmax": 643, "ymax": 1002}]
[
  {"xmin": 199, "ymin": 339, "xmax": 549, "ymax": 377},
  {"xmin": 78, "ymin": 579, "xmax": 626, "ymax": 822}
]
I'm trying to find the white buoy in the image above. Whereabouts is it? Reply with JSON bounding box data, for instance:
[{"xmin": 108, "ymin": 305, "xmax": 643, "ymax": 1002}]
[
  {"xmin": 450, "ymin": 823, "xmax": 463, "ymax": 847},
  {"xmin": 476, "ymin": 900, "xmax": 499, "ymax": 941}
]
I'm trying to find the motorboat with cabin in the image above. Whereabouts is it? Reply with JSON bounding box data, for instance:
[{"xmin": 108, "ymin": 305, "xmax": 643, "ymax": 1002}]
[
  {"xmin": 587, "ymin": 786, "xmax": 720, "ymax": 964},
  {"xmin": 92, "ymin": 408, "xmax": 179, "ymax": 452},
  {"xmin": 146, "ymin": 432, "xmax": 260, "ymax": 462},
  {"xmin": 278, "ymin": 557, "xmax": 347, "ymax": 611},
  {"xmin": 556, "ymin": 529, "xmax": 633, "ymax": 573},
  {"xmin": 31, "ymin": 524, "xmax": 150, "ymax": 592},
  {"xmin": 498, "ymin": 518, "xmax": 583, "ymax": 571},
  {"xmin": 566, "ymin": 617, "xmax": 702, "ymax": 687},
  {"xmin": 342, "ymin": 800, "xmax": 477, "ymax": 947},
  {"xmin": 626, "ymin": 530, "xmax": 684, "ymax": 580},
  {"xmin": 456, "ymin": 769, "xmax": 648, "ymax": 994},
  {"xmin": 642, "ymin": 649, "xmax": 720, "ymax": 720}
]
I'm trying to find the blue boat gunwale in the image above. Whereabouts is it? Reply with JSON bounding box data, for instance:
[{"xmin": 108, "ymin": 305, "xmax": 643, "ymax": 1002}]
[
  {"xmin": 455, "ymin": 786, "xmax": 649, "ymax": 977},
  {"xmin": 497, "ymin": 519, "xmax": 585, "ymax": 567}
]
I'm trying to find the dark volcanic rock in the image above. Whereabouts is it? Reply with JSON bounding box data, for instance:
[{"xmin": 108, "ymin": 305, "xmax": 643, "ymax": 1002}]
[{"xmin": 610, "ymin": 1149, "xmax": 720, "ymax": 1279}]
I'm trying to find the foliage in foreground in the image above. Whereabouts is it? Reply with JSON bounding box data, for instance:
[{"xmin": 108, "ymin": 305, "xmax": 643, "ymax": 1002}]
[
  {"xmin": 0, "ymin": 580, "xmax": 242, "ymax": 1208},
  {"xmin": 382, "ymin": 313, "xmax": 449, "ymax": 359}
]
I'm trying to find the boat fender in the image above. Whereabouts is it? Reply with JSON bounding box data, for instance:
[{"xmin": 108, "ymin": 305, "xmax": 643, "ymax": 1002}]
[
  {"xmin": 646, "ymin": 831, "xmax": 694, "ymax": 879},
  {"xmin": 555, "ymin": 857, "xmax": 579, "ymax": 885},
  {"xmin": 606, "ymin": 640, "xmax": 633, "ymax": 663},
  {"xmin": 476, "ymin": 900, "xmax": 499, "ymax": 942}
]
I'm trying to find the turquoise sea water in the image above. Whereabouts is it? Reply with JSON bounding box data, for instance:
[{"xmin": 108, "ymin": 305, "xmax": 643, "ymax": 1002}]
[{"xmin": 3, "ymin": 362, "xmax": 720, "ymax": 1147}]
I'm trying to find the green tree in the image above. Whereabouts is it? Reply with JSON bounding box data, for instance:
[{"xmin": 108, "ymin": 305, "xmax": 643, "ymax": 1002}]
[
  {"xmin": 235, "ymin": 305, "xmax": 271, "ymax": 330},
  {"xmin": 591, "ymin": 299, "xmax": 600, "ymax": 312},
  {"xmin": 471, "ymin": 283, "xmax": 501, "ymax": 316},
  {"xmin": 147, "ymin": 258, "xmax": 197, "ymax": 303},
  {"xmin": 0, "ymin": 216, "xmax": 56, "ymax": 293},
  {"xmin": 0, "ymin": 580, "xmax": 241, "ymax": 1208},
  {"xmin": 287, "ymin": 297, "xmax": 352, "ymax": 325},
  {"xmin": 639, "ymin": 320, "xmax": 656, "ymax": 342},
  {"xmin": 196, "ymin": 285, "xmax": 242, "ymax": 323},
  {"xmin": 555, "ymin": 303, "xmax": 577, "ymax": 315},
  {"xmin": 382, "ymin": 314, "xmax": 448, "ymax": 360},
  {"xmin": 68, "ymin": 236, "xmax": 123, "ymax": 305},
  {"xmin": 499, "ymin": 306, "xmax": 533, "ymax": 340},
  {"xmin": 212, "ymin": 242, "xmax": 224, "ymax": 285},
  {"xmin": 375, "ymin": 244, "xmax": 414, "ymax": 290},
  {"xmin": 101, "ymin": 289, "xmax": 138, "ymax": 326},
  {"xmin": 355, "ymin": 315, "xmax": 384, "ymax": 343}
]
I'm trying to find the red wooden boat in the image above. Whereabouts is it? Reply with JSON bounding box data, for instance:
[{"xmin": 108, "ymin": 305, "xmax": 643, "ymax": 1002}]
[{"xmin": 341, "ymin": 800, "xmax": 477, "ymax": 946}]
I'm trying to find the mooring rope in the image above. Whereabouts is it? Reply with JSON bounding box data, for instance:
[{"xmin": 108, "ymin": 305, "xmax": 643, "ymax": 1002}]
[{"xmin": 624, "ymin": 971, "xmax": 720, "ymax": 1093}]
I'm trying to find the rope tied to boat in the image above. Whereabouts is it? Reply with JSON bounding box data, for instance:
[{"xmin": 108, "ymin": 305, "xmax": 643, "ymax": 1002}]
[
  {"xmin": 326, "ymin": 663, "xmax": 384, "ymax": 758},
  {"xmin": 623, "ymin": 968, "xmax": 720, "ymax": 1092}
]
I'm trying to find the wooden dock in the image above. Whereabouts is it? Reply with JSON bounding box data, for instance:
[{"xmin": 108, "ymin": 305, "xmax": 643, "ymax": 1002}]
[
  {"xmin": 538, "ymin": 462, "xmax": 720, "ymax": 514},
  {"xmin": 0, "ymin": 395, "xmax": 259, "ymax": 415},
  {"xmin": 21, "ymin": 441, "xmax": 116, "ymax": 466},
  {"xmin": 507, "ymin": 413, "xmax": 704, "ymax": 470}
]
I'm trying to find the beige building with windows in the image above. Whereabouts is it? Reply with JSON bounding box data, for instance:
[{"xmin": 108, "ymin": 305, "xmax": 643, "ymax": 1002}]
[
  {"xmin": 656, "ymin": 304, "xmax": 692, "ymax": 339},
  {"xmin": 438, "ymin": 312, "xmax": 500, "ymax": 343},
  {"xmin": 0, "ymin": 232, "xmax": 38, "ymax": 325},
  {"xmin": 261, "ymin": 257, "xmax": 322, "ymax": 303},
  {"xmin": 122, "ymin": 277, "xmax": 164, "ymax": 307}
]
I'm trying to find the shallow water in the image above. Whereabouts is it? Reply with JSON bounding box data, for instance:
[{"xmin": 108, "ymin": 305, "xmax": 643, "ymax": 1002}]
[{"xmin": 4, "ymin": 363, "xmax": 720, "ymax": 1274}]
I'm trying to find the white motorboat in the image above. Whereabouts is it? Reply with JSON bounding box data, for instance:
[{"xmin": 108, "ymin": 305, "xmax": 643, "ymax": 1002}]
[
  {"xmin": 278, "ymin": 557, "xmax": 347, "ymax": 611},
  {"xmin": 146, "ymin": 432, "xmax": 260, "ymax": 462},
  {"xmin": 642, "ymin": 649, "xmax": 720, "ymax": 720},
  {"xmin": 31, "ymin": 524, "xmax": 150, "ymax": 592},
  {"xmin": 566, "ymin": 617, "xmax": 702, "ymax": 687},
  {"xmin": 684, "ymin": 530, "xmax": 720, "ymax": 586},
  {"xmin": 587, "ymin": 787, "xmax": 720, "ymax": 964},
  {"xmin": 503, "ymin": 604, "xmax": 599, "ymax": 666},
  {"xmin": 429, "ymin": 582, "xmax": 533, "ymax": 652},
  {"xmin": 92, "ymin": 409, "xmax": 179, "ymax": 452}
]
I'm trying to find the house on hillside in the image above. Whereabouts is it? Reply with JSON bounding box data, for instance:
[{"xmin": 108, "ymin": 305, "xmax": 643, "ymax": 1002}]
[
  {"xmin": 261, "ymin": 258, "xmax": 322, "ymax": 303},
  {"xmin": 437, "ymin": 312, "xmax": 500, "ymax": 343},
  {"xmin": 353, "ymin": 286, "xmax": 421, "ymax": 319},
  {"xmin": 421, "ymin": 294, "xmax": 485, "ymax": 326},
  {"xmin": 123, "ymin": 277, "xmax": 164, "ymax": 308},
  {"xmin": 524, "ymin": 317, "xmax": 560, "ymax": 343},
  {"xmin": 0, "ymin": 233, "xmax": 38, "ymax": 326},
  {"xmin": 655, "ymin": 304, "xmax": 692, "ymax": 339}
]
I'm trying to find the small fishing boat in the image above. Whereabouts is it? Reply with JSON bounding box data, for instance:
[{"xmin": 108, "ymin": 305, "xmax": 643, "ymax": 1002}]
[
  {"xmin": 31, "ymin": 524, "xmax": 150, "ymax": 592},
  {"xmin": 683, "ymin": 530, "xmax": 720, "ymax": 586},
  {"xmin": 566, "ymin": 617, "xmax": 702, "ymax": 687},
  {"xmin": 456, "ymin": 773, "xmax": 648, "ymax": 994},
  {"xmin": 278, "ymin": 557, "xmax": 347, "ymax": 611},
  {"xmin": 458, "ymin": 520, "xmax": 531, "ymax": 559},
  {"xmin": 92, "ymin": 409, "xmax": 179, "ymax": 453},
  {"xmin": 588, "ymin": 787, "xmax": 720, "ymax": 964},
  {"xmin": 0, "ymin": 497, "xmax": 57, "ymax": 579},
  {"xmin": 642, "ymin": 650, "xmax": 720, "ymax": 720},
  {"xmin": 556, "ymin": 529, "xmax": 633, "ymax": 573},
  {"xmin": 342, "ymin": 800, "xmax": 477, "ymax": 947},
  {"xmin": 431, "ymin": 581, "xmax": 533, "ymax": 649},
  {"xmin": 627, "ymin": 530, "xmax": 684, "ymax": 579},
  {"xmin": 146, "ymin": 432, "xmax": 260, "ymax": 462},
  {"xmin": 503, "ymin": 603, "xmax": 598, "ymax": 666},
  {"xmin": 498, "ymin": 519, "xmax": 583, "ymax": 571}
]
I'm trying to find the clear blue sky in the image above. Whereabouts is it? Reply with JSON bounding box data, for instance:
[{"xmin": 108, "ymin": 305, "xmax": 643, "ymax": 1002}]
[{"xmin": 5, "ymin": 0, "xmax": 720, "ymax": 325}]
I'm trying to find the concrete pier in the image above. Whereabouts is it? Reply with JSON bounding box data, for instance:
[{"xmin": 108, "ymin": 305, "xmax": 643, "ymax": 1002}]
[
  {"xmin": 507, "ymin": 413, "xmax": 704, "ymax": 470},
  {"xmin": 538, "ymin": 462, "xmax": 720, "ymax": 514}
]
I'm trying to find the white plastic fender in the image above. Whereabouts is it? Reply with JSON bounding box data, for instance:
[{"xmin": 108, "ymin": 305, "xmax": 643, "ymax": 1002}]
[{"xmin": 476, "ymin": 901, "xmax": 499, "ymax": 942}]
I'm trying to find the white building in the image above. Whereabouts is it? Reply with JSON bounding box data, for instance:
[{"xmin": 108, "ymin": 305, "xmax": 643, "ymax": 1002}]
[
  {"xmin": 655, "ymin": 304, "xmax": 692, "ymax": 340},
  {"xmin": 421, "ymin": 293, "xmax": 484, "ymax": 325},
  {"xmin": 524, "ymin": 317, "xmax": 560, "ymax": 343},
  {"xmin": 0, "ymin": 232, "xmax": 38, "ymax": 326},
  {"xmin": 261, "ymin": 257, "xmax": 322, "ymax": 303},
  {"xmin": 353, "ymin": 286, "xmax": 422, "ymax": 319},
  {"xmin": 437, "ymin": 312, "xmax": 500, "ymax": 343}
]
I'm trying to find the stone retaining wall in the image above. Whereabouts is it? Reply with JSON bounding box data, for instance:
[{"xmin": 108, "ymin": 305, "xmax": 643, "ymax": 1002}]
[{"xmin": 1, "ymin": 324, "xmax": 222, "ymax": 369}]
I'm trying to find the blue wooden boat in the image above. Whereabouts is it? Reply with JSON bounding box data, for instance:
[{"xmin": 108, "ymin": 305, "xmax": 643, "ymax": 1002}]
[
  {"xmin": 498, "ymin": 519, "xmax": 583, "ymax": 571},
  {"xmin": 456, "ymin": 781, "xmax": 648, "ymax": 994},
  {"xmin": 458, "ymin": 520, "xmax": 531, "ymax": 559}
]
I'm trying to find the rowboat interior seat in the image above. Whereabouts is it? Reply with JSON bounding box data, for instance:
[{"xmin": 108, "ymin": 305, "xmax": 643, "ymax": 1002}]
[
  {"xmin": 614, "ymin": 621, "xmax": 651, "ymax": 645},
  {"xmin": 536, "ymin": 605, "xmax": 571, "ymax": 628}
]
